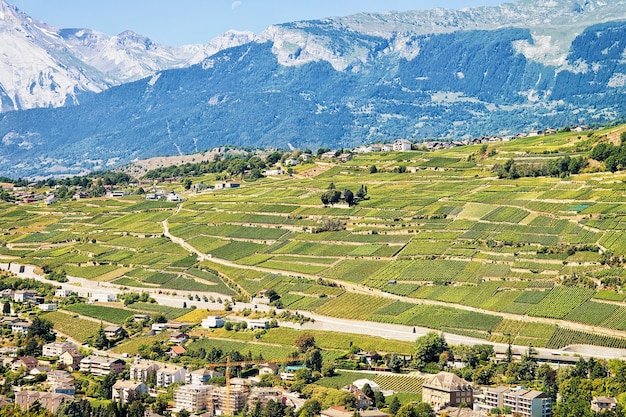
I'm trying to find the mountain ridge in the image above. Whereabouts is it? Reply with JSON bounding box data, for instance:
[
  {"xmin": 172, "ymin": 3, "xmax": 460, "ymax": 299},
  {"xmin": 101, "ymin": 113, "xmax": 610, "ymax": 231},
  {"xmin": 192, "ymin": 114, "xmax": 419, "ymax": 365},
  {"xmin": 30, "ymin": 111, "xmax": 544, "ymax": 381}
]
[{"xmin": 2, "ymin": 0, "xmax": 626, "ymax": 177}]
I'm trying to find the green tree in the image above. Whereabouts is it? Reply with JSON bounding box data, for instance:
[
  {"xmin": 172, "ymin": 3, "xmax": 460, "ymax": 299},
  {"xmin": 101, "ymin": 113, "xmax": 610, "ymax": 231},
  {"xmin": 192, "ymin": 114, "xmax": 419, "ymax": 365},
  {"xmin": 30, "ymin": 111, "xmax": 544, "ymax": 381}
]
[
  {"xmin": 361, "ymin": 383, "xmax": 374, "ymax": 400},
  {"xmin": 28, "ymin": 316, "xmax": 55, "ymax": 342},
  {"xmin": 374, "ymin": 391, "xmax": 386, "ymax": 409},
  {"xmin": 305, "ymin": 348, "xmax": 323, "ymax": 373},
  {"xmin": 389, "ymin": 397, "xmax": 401, "ymax": 415},
  {"xmin": 395, "ymin": 404, "xmax": 417, "ymax": 417},
  {"xmin": 2, "ymin": 301, "xmax": 10, "ymax": 314},
  {"xmin": 100, "ymin": 371, "xmax": 117, "ymax": 399},
  {"xmin": 94, "ymin": 322, "xmax": 109, "ymax": 350},
  {"xmin": 369, "ymin": 165, "xmax": 378, "ymax": 174},
  {"xmin": 265, "ymin": 399, "xmax": 285, "ymax": 417},
  {"xmin": 415, "ymin": 332, "xmax": 449, "ymax": 370},
  {"xmin": 343, "ymin": 189, "xmax": 355, "ymax": 206},
  {"xmin": 298, "ymin": 399, "xmax": 321, "ymax": 417}
]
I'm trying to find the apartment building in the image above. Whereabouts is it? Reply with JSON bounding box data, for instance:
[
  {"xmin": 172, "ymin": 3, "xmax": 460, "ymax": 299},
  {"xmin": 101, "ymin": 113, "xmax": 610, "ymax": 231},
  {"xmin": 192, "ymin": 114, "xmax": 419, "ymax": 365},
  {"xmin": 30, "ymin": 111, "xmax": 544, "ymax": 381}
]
[
  {"xmin": 129, "ymin": 359, "xmax": 161, "ymax": 382},
  {"xmin": 79, "ymin": 355, "xmax": 125, "ymax": 376},
  {"xmin": 174, "ymin": 384, "xmax": 213, "ymax": 412},
  {"xmin": 481, "ymin": 386, "xmax": 552, "ymax": 417},
  {"xmin": 42, "ymin": 341, "xmax": 78, "ymax": 358},
  {"xmin": 156, "ymin": 364, "xmax": 187, "ymax": 388}
]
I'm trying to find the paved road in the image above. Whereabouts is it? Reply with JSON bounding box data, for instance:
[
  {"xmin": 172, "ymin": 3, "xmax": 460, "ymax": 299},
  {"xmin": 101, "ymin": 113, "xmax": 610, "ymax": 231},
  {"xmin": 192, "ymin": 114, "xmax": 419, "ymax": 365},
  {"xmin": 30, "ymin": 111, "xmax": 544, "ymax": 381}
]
[{"xmin": 3, "ymin": 261, "xmax": 626, "ymax": 361}]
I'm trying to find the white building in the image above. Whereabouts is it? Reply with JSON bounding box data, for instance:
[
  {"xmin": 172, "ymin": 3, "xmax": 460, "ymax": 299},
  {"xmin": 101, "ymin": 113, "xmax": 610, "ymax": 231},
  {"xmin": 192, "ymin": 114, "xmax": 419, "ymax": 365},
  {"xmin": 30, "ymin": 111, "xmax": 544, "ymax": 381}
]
[
  {"xmin": 167, "ymin": 193, "xmax": 183, "ymax": 202},
  {"xmin": 129, "ymin": 359, "xmax": 161, "ymax": 382},
  {"xmin": 186, "ymin": 368, "xmax": 223, "ymax": 386},
  {"xmin": 11, "ymin": 321, "xmax": 31, "ymax": 334},
  {"xmin": 55, "ymin": 289, "xmax": 74, "ymax": 297},
  {"xmin": 38, "ymin": 303, "xmax": 57, "ymax": 312},
  {"xmin": 393, "ymin": 139, "xmax": 413, "ymax": 151},
  {"xmin": 88, "ymin": 293, "xmax": 117, "ymax": 303},
  {"xmin": 156, "ymin": 364, "xmax": 187, "ymax": 388},
  {"xmin": 479, "ymin": 387, "xmax": 552, "ymax": 417},
  {"xmin": 42, "ymin": 342, "xmax": 78, "ymax": 358},
  {"xmin": 202, "ymin": 316, "xmax": 225, "ymax": 329}
]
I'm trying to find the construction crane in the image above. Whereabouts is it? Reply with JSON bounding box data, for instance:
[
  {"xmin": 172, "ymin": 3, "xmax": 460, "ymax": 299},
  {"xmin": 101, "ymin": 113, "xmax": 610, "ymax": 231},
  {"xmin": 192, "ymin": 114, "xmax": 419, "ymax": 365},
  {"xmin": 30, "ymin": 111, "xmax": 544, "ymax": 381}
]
[{"xmin": 205, "ymin": 356, "xmax": 298, "ymax": 416}]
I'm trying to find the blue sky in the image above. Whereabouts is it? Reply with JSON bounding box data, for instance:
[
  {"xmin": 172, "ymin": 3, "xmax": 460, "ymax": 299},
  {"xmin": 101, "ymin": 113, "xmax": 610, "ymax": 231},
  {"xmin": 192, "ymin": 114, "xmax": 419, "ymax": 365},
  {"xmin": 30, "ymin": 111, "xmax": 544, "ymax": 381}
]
[{"xmin": 10, "ymin": 0, "xmax": 507, "ymax": 46}]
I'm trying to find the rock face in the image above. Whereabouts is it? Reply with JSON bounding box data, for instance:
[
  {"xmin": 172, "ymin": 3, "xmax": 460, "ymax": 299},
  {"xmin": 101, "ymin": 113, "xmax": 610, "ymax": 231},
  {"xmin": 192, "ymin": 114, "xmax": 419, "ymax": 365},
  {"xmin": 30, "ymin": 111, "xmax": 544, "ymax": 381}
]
[
  {"xmin": 0, "ymin": 0, "xmax": 253, "ymax": 111},
  {"xmin": 1, "ymin": 0, "xmax": 626, "ymax": 177}
]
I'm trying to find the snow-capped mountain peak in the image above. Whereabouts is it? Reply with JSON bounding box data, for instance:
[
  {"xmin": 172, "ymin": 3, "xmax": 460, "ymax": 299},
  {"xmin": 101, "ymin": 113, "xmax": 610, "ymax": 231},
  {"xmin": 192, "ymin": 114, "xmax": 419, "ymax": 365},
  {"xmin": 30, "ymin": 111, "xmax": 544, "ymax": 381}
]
[{"xmin": 0, "ymin": 0, "xmax": 253, "ymax": 112}]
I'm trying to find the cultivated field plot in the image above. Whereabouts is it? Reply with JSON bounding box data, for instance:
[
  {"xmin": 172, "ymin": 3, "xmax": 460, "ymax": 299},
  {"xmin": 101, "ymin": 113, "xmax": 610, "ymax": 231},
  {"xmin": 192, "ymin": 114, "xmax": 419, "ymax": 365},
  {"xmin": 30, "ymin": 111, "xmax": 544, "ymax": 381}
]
[
  {"xmin": 4, "ymin": 128, "xmax": 626, "ymax": 348},
  {"xmin": 372, "ymin": 374, "xmax": 425, "ymax": 393},
  {"xmin": 42, "ymin": 311, "xmax": 100, "ymax": 342}
]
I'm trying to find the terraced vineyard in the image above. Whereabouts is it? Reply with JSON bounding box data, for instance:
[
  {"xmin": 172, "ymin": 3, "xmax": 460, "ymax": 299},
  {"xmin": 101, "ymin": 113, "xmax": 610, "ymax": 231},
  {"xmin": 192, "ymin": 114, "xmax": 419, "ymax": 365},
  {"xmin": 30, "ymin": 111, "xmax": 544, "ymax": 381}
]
[
  {"xmin": 2, "ymin": 125, "xmax": 626, "ymax": 348},
  {"xmin": 372, "ymin": 374, "xmax": 426, "ymax": 393}
]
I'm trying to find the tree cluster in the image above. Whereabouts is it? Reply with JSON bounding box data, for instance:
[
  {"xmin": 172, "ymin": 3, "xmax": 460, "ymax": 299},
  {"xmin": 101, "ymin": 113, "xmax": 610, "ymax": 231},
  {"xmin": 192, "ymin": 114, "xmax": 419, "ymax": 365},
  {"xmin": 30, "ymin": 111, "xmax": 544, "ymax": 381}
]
[
  {"xmin": 494, "ymin": 156, "xmax": 588, "ymax": 179},
  {"xmin": 590, "ymin": 133, "xmax": 626, "ymax": 172}
]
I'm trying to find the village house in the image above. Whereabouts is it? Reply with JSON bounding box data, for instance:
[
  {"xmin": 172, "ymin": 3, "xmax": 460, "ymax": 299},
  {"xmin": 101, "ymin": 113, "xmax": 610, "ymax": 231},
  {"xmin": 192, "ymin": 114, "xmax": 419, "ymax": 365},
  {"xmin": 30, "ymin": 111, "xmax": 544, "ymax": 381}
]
[
  {"xmin": 11, "ymin": 321, "xmax": 31, "ymax": 334},
  {"xmin": 54, "ymin": 289, "xmax": 74, "ymax": 297},
  {"xmin": 343, "ymin": 384, "xmax": 371, "ymax": 410},
  {"xmin": 258, "ymin": 363, "xmax": 279, "ymax": 376},
  {"xmin": 169, "ymin": 332, "xmax": 189, "ymax": 344},
  {"xmin": 13, "ymin": 290, "xmax": 37, "ymax": 302},
  {"xmin": 591, "ymin": 397, "xmax": 618, "ymax": 413},
  {"xmin": 104, "ymin": 325, "xmax": 123, "ymax": 339},
  {"xmin": 88, "ymin": 293, "xmax": 117, "ymax": 303},
  {"xmin": 214, "ymin": 182, "xmax": 240, "ymax": 189},
  {"xmin": 393, "ymin": 139, "xmax": 413, "ymax": 151},
  {"xmin": 167, "ymin": 193, "xmax": 183, "ymax": 202},
  {"xmin": 59, "ymin": 350, "xmax": 83, "ymax": 370},
  {"xmin": 167, "ymin": 345, "xmax": 187, "ymax": 358},
  {"xmin": 151, "ymin": 323, "xmax": 169, "ymax": 333},
  {"xmin": 38, "ymin": 303, "xmax": 57, "ymax": 312},
  {"xmin": 12, "ymin": 356, "xmax": 38, "ymax": 371}
]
